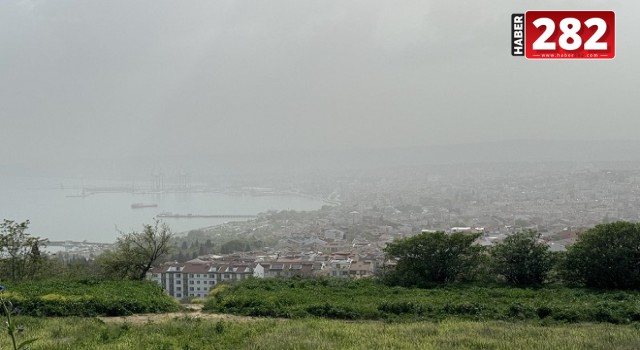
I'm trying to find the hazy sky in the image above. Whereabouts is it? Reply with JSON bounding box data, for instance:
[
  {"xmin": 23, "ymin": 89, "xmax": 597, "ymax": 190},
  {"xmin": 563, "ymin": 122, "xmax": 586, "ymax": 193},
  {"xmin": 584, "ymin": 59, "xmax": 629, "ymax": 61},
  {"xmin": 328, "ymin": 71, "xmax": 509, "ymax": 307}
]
[{"xmin": 1, "ymin": 0, "xmax": 639, "ymax": 169}]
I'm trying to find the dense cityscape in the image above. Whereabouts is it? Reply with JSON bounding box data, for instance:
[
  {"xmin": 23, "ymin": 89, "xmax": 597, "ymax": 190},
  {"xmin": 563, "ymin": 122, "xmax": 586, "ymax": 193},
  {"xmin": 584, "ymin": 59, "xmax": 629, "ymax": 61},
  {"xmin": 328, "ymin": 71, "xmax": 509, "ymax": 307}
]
[{"xmin": 85, "ymin": 161, "xmax": 640, "ymax": 299}]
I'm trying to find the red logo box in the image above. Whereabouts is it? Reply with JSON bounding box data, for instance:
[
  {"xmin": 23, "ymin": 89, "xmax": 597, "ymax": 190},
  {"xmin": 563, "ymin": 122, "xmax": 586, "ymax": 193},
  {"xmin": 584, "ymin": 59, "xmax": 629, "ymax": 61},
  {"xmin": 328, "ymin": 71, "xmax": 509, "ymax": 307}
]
[{"xmin": 524, "ymin": 11, "xmax": 615, "ymax": 59}]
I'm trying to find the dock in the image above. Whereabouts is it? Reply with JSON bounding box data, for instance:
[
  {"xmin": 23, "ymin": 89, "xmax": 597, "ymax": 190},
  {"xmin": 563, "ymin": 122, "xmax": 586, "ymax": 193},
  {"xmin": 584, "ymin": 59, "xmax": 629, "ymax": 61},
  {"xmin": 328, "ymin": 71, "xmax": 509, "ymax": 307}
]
[{"xmin": 155, "ymin": 213, "xmax": 258, "ymax": 219}]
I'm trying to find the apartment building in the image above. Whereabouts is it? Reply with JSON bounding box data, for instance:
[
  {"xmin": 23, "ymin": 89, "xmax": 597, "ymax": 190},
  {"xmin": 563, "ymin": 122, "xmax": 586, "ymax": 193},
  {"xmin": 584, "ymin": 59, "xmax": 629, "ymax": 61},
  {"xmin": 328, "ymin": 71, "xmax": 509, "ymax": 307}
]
[{"xmin": 147, "ymin": 259, "xmax": 253, "ymax": 299}]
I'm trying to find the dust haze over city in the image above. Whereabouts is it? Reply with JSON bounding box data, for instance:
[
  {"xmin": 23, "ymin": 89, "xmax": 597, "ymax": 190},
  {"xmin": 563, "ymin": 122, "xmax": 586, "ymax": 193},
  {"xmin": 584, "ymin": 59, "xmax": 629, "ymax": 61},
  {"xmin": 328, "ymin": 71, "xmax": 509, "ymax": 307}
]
[
  {"xmin": 1, "ymin": 1, "xmax": 640, "ymax": 255},
  {"xmin": 5, "ymin": 1, "xmax": 640, "ymax": 347}
]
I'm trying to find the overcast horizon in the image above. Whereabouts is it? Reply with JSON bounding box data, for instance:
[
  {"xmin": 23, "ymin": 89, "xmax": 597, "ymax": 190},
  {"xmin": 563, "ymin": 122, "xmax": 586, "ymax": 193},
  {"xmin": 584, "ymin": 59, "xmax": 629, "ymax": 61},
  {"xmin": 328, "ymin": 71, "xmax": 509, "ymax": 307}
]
[{"xmin": 2, "ymin": 0, "xmax": 639, "ymax": 175}]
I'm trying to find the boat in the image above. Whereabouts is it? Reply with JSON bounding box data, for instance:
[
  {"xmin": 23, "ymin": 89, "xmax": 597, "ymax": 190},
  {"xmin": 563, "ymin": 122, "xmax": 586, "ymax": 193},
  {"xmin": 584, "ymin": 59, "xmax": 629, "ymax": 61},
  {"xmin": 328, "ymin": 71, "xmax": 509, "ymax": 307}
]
[{"xmin": 131, "ymin": 203, "xmax": 158, "ymax": 209}]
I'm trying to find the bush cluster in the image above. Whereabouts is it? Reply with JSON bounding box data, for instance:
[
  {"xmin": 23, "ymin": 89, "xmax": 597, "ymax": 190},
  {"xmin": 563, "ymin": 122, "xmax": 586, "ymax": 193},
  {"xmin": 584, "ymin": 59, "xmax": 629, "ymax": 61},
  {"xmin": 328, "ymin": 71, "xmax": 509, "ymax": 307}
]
[
  {"xmin": 203, "ymin": 277, "xmax": 640, "ymax": 324},
  {"xmin": 2, "ymin": 278, "xmax": 179, "ymax": 317}
]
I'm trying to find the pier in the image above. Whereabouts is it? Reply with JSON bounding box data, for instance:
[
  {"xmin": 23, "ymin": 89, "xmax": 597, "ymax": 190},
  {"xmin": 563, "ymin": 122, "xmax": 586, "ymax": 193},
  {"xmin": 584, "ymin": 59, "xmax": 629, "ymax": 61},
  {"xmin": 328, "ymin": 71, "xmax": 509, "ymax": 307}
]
[
  {"xmin": 155, "ymin": 213, "xmax": 258, "ymax": 219},
  {"xmin": 47, "ymin": 240, "xmax": 113, "ymax": 249}
]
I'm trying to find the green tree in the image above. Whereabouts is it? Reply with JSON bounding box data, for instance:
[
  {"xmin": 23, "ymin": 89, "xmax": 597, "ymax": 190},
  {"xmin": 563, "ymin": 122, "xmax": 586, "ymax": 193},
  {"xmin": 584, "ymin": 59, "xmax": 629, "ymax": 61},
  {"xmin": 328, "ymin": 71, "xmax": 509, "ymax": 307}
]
[
  {"xmin": 561, "ymin": 221, "xmax": 640, "ymax": 289},
  {"xmin": 383, "ymin": 231, "xmax": 483, "ymax": 287},
  {"xmin": 0, "ymin": 220, "xmax": 47, "ymax": 281},
  {"xmin": 491, "ymin": 230, "xmax": 552, "ymax": 286},
  {"xmin": 220, "ymin": 239, "xmax": 248, "ymax": 254},
  {"xmin": 98, "ymin": 220, "xmax": 173, "ymax": 280}
]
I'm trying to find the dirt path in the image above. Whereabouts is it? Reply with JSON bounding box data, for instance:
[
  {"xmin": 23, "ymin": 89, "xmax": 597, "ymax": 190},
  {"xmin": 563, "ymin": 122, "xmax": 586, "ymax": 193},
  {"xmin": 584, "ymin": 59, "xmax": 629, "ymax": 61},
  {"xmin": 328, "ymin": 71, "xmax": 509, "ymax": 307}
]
[{"xmin": 97, "ymin": 305, "xmax": 261, "ymax": 324}]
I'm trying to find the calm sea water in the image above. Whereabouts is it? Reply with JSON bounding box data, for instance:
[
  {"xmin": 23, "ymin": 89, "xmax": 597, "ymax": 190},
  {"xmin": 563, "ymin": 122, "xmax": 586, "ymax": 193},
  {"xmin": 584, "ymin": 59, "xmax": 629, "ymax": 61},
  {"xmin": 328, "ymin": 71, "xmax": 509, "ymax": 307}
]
[{"xmin": 0, "ymin": 176, "xmax": 324, "ymax": 242}]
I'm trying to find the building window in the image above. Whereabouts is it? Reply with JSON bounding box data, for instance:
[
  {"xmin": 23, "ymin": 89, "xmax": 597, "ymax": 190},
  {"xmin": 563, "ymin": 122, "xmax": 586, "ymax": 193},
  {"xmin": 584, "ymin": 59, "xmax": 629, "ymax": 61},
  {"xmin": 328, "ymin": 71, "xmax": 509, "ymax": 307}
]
[
  {"xmin": 189, "ymin": 281, "xmax": 194, "ymax": 284},
  {"xmin": 189, "ymin": 287, "xmax": 194, "ymax": 291},
  {"xmin": 176, "ymin": 287, "xmax": 181, "ymax": 291},
  {"xmin": 196, "ymin": 274, "xmax": 200, "ymax": 278},
  {"xmin": 176, "ymin": 280, "xmax": 181, "ymax": 284},
  {"xmin": 189, "ymin": 274, "xmax": 194, "ymax": 278},
  {"xmin": 176, "ymin": 293, "xmax": 182, "ymax": 298},
  {"xmin": 196, "ymin": 281, "xmax": 200, "ymax": 284},
  {"xmin": 175, "ymin": 274, "xmax": 181, "ymax": 278}
]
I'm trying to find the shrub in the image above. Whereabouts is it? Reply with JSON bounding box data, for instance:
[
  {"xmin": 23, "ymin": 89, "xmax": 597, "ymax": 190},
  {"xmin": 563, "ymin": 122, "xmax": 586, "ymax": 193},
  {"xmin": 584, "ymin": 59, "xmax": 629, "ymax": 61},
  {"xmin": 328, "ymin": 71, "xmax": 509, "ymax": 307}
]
[
  {"xmin": 2, "ymin": 279, "xmax": 179, "ymax": 317},
  {"xmin": 378, "ymin": 301, "xmax": 426, "ymax": 315},
  {"xmin": 306, "ymin": 303, "xmax": 359, "ymax": 320}
]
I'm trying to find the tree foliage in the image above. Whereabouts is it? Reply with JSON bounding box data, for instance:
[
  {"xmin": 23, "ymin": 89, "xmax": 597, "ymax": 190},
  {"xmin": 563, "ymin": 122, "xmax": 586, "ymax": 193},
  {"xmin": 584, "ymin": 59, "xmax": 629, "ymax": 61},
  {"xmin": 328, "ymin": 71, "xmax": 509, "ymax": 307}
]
[
  {"xmin": 98, "ymin": 220, "xmax": 173, "ymax": 280},
  {"xmin": 220, "ymin": 239, "xmax": 251, "ymax": 255},
  {"xmin": 561, "ymin": 221, "xmax": 640, "ymax": 289},
  {"xmin": 383, "ymin": 231, "xmax": 483, "ymax": 287},
  {"xmin": 0, "ymin": 220, "xmax": 47, "ymax": 281},
  {"xmin": 491, "ymin": 230, "xmax": 552, "ymax": 286}
]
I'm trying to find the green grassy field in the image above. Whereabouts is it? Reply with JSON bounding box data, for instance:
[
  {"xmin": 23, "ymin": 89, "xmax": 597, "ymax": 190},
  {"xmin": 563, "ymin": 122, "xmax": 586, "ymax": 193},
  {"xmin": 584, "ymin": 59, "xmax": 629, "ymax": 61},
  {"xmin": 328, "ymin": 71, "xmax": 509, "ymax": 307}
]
[
  {"xmin": 204, "ymin": 278, "xmax": 640, "ymax": 323},
  {"xmin": 2, "ymin": 316, "xmax": 639, "ymax": 349},
  {"xmin": 2, "ymin": 278, "xmax": 639, "ymax": 349}
]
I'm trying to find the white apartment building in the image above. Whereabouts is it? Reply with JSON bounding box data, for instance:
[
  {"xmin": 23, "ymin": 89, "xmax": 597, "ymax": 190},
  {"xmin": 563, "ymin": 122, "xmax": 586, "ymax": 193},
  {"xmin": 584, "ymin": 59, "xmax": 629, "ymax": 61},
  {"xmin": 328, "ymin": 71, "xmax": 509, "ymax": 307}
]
[{"xmin": 147, "ymin": 260, "xmax": 253, "ymax": 299}]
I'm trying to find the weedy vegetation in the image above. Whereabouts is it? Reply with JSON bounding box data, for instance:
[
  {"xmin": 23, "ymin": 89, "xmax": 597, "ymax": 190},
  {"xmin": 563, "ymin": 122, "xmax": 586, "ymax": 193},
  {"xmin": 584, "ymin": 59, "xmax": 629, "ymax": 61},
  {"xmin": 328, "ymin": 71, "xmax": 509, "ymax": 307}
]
[
  {"xmin": 1, "ymin": 294, "xmax": 37, "ymax": 350},
  {"xmin": 204, "ymin": 277, "xmax": 640, "ymax": 324},
  {"xmin": 1, "ymin": 316, "xmax": 640, "ymax": 350}
]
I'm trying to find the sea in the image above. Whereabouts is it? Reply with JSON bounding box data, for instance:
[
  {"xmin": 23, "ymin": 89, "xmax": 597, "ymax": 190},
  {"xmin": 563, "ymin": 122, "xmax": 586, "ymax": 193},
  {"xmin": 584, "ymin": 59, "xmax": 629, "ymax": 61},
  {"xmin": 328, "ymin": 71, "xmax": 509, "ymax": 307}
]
[{"xmin": 0, "ymin": 176, "xmax": 325, "ymax": 243}]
